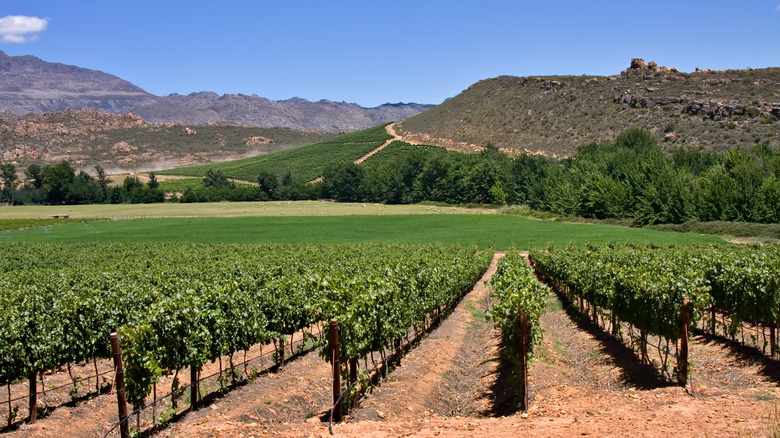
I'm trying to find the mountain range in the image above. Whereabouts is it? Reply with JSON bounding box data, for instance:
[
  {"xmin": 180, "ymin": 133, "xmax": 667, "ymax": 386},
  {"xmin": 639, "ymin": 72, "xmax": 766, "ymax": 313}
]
[
  {"xmin": 0, "ymin": 49, "xmax": 433, "ymax": 132},
  {"xmin": 2, "ymin": 50, "xmax": 779, "ymax": 172}
]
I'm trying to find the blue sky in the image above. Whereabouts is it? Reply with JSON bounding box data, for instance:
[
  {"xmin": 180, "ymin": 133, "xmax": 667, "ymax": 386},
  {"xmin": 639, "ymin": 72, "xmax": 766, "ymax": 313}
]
[{"xmin": 1, "ymin": 1, "xmax": 779, "ymax": 107}]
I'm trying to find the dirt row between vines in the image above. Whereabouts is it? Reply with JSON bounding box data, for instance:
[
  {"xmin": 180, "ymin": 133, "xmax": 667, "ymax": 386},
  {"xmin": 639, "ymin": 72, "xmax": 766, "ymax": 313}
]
[
  {"xmin": 8, "ymin": 252, "xmax": 780, "ymax": 437},
  {"xmin": 159, "ymin": 252, "xmax": 780, "ymax": 438}
]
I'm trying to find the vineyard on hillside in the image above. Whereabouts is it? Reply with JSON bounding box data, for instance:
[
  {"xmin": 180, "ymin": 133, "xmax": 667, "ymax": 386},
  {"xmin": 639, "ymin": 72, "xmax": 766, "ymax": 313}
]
[{"xmin": 157, "ymin": 124, "xmax": 393, "ymax": 183}]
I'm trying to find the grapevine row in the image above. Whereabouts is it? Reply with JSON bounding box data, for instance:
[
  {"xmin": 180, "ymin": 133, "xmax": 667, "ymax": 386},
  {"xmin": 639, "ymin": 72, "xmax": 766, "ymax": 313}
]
[
  {"xmin": 0, "ymin": 242, "xmax": 490, "ymax": 412},
  {"xmin": 486, "ymin": 251, "xmax": 548, "ymax": 411},
  {"xmin": 529, "ymin": 243, "xmax": 780, "ymax": 382},
  {"xmin": 487, "ymin": 251, "xmax": 548, "ymax": 365}
]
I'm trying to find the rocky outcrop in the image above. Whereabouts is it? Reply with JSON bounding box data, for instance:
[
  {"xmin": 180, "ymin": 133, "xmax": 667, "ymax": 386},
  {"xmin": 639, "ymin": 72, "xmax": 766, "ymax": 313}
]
[
  {"xmin": 614, "ymin": 93, "xmax": 685, "ymax": 109},
  {"xmin": 1, "ymin": 109, "xmax": 145, "ymax": 136},
  {"xmin": 243, "ymin": 136, "xmax": 274, "ymax": 146},
  {"xmin": 614, "ymin": 92, "xmax": 780, "ymax": 120},
  {"xmin": 624, "ymin": 58, "xmax": 679, "ymax": 74}
]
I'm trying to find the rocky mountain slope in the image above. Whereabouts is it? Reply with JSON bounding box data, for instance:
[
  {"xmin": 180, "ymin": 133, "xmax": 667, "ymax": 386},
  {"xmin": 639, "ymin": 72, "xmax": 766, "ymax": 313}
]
[
  {"xmin": 0, "ymin": 50, "xmax": 433, "ymax": 132},
  {"xmin": 0, "ymin": 109, "xmax": 334, "ymax": 171},
  {"xmin": 396, "ymin": 59, "xmax": 780, "ymax": 157},
  {"xmin": 0, "ymin": 50, "xmax": 154, "ymax": 114}
]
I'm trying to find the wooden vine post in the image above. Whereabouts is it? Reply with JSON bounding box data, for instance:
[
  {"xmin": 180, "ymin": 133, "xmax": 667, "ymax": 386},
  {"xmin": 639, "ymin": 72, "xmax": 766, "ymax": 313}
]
[
  {"xmin": 611, "ymin": 312, "xmax": 618, "ymax": 336},
  {"xmin": 349, "ymin": 358, "xmax": 358, "ymax": 386},
  {"xmin": 190, "ymin": 365, "xmax": 199, "ymax": 412},
  {"xmin": 770, "ymin": 322, "xmax": 777, "ymax": 358},
  {"xmin": 7, "ymin": 383, "xmax": 11, "ymax": 428},
  {"xmin": 279, "ymin": 337, "xmax": 285, "ymax": 367},
  {"xmin": 393, "ymin": 338, "xmax": 402, "ymax": 367},
  {"xmin": 678, "ymin": 297, "xmax": 690, "ymax": 387},
  {"xmin": 28, "ymin": 371, "xmax": 36, "ymax": 423},
  {"xmin": 349, "ymin": 357, "xmax": 358, "ymax": 408},
  {"xmin": 328, "ymin": 319, "xmax": 342, "ymax": 423},
  {"xmin": 519, "ymin": 313, "xmax": 529, "ymax": 413},
  {"xmin": 710, "ymin": 304, "xmax": 716, "ymax": 335},
  {"xmin": 109, "ymin": 333, "xmax": 130, "ymax": 438}
]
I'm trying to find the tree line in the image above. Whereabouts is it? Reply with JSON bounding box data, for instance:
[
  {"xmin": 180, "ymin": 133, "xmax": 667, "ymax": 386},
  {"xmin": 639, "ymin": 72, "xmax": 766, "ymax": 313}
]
[
  {"xmin": 1, "ymin": 128, "xmax": 778, "ymax": 224},
  {"xmin": 320, "ymin": 128, "xmax": 780, "ymax": 224},
  {"xmin": 0, "ymin": 161, "xmax": 165, "ymax": 205}
]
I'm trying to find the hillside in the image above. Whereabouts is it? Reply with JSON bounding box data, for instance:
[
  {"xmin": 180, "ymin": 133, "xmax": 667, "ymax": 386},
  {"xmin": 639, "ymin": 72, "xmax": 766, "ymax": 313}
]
[
  {"xmin": 0, "ymin": 50, "xmax": 433, "ymax": 132},
  {"xmin": 396, "ymin": 59, "xmax": 780, "ymax": 157},
  {"xmin": 0, "ymin": 109, "xmax": 334, "ymax": 171},
  {"xmin": 157, "ymin": 123, "xmax": 392, "ymax": 183}
]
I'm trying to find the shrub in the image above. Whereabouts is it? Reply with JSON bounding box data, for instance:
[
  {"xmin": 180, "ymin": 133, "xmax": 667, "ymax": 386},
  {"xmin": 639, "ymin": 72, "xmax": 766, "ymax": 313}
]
[{"xmin": 746, "ymin": 106, "xmax": 761, "ymax": 118}]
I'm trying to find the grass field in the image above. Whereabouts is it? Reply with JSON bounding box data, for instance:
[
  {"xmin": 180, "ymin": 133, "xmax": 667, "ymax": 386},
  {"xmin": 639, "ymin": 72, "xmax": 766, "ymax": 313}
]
[
  {"xmin": 0, "ymin": 201, "xmax": 493, "ymax": 220},
  {"xmin": 0, "ymin": 202, "xmax": 723, "ymax": 249}
]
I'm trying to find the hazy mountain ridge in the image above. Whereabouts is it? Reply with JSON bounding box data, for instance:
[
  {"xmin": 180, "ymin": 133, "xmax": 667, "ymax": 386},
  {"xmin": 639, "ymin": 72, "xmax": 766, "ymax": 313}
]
[
  {"xmin": 125, "ymin": 93, "xmax": 433, "ymax": 131},
  {"xmin": 0, "ymin": 50, "xmax": 434, "ymax": 131},
  {"xmin": 397, "ymin": 59, "xmax": 780, "ymax": 157},
  {"xmin": 0, "ymin": 50, "xmax": 155, "ymax": 114}
]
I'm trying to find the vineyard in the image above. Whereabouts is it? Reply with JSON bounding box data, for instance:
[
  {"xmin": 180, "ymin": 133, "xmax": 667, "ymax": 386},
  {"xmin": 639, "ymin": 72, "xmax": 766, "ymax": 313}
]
[
  {"xmin": 0, "ymin": 242, "xmax": 490, "ymax": 434},
  {"xmin": 2, "ymin": 240, "xmax": 780, "ymax": 436},
  {"xmin": 530, "ymin": 243, "xmax": 780, "ymax": 384},
  {"xmin": 157, "ymin": 124, "xmax": 393, "ymax": 183}
]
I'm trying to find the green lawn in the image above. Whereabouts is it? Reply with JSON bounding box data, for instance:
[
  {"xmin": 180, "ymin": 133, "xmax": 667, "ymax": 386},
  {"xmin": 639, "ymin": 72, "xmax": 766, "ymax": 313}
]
[{"xmin": 0, "ymin": 214, "xmax": 723, "ymax": 249}]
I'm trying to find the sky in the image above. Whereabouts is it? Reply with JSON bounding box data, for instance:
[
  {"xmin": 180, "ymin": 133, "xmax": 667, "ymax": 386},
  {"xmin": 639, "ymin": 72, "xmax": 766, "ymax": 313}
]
[{"xmin": 1, "ymin": 1, "xmax": 779, "ymax": 107}]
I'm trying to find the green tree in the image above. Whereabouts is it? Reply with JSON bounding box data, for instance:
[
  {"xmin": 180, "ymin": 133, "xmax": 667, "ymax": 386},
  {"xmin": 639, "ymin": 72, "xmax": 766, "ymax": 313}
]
[
  {"xmin": 695, "ymin": 165, "xmax": 740, "ymax": 221},
  {"xmin": 0, "ymin": 163, "xmax": 19, "ymax": 203},
  {"xmin": 203, "ymin": 168, "xmax": 233, "ymax": 188},
  {"xmin": 24, "ymin": 164, "xmax": 45, "ymax": 189},
  {"xmin": 541, "ymin": 166, "xmax": 583, "ymax": 216},
  {"xmin": 94, "ymin": 165, "xmax": 110, "ymax": 201},
  {"xmin": 0, "ymin": 163, "xmax": 17, "ymax": 188},
  {"xmin": 754, "ymin": 175, "xmax": 780, "ymax": 222},
  {"xmin": 147, "ymin": 172, "xmax": 159, "ymax": 190},
  {"xmin": 257, "ymin": 170, "xmax": 278, "ymax": 198},
  {"xmin": 280, "ymin": 169, "xmax": 294, "ymax": 186},
  {"xmin": 671, "ymin": 146, "xmax": 718, "ymax": 176},
  {"xmin": 123, "ymin": 176, "xmax": 143, "ymax": 192},
  {"xmin": 464, "ymin": 160, "xmax": 509, "ymax": 204},
  {"xmin": 510, "ymin": 153, "xmax": 551, "ymax": 206},
  {"xmin": 67, "ymin": 171, "xmax": 102, "ymax": 204},
  {"xmin": 44, "ymin": 161, "xmax": 76, "ymax": 205},
  {"xmin": 322, "ymin": 163, "xmax": 364, "ymax": 202},
  {"xmin": 579, "ymin": 172, "xmax": 629, "ymax": 219}
]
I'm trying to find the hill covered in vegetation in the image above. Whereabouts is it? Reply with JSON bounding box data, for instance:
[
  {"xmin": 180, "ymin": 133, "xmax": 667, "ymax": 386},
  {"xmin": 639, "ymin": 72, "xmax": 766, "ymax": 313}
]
[{"xmin": 396, "ymin": 59, "xmax": 780, "ymax": 157}]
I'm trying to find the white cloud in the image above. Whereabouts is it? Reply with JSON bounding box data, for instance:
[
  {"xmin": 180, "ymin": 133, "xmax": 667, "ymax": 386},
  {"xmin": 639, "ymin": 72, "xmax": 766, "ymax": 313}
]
[
  {"xmin": 0, "ymin": 15, "xmax": 48, "ymax": 44},
  {"xmin": 776, "ymin": 4, "xmax": 780, "ymax": 11}
]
